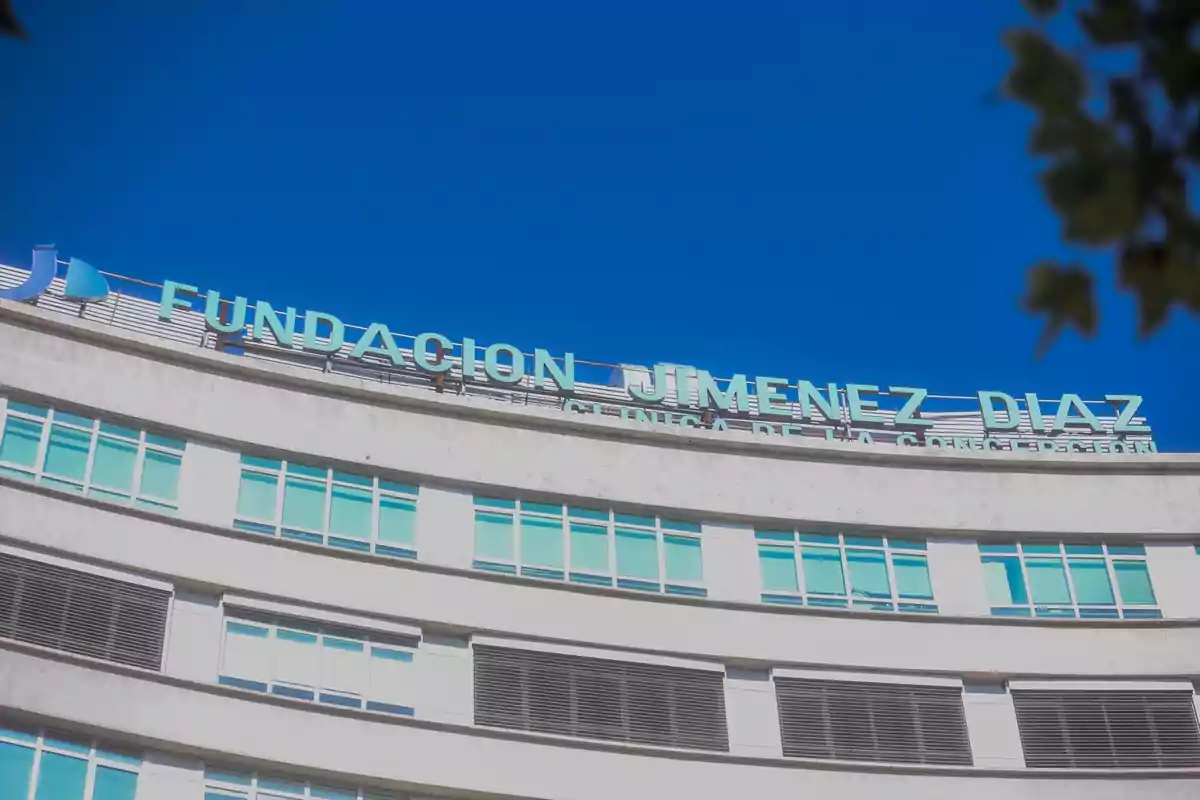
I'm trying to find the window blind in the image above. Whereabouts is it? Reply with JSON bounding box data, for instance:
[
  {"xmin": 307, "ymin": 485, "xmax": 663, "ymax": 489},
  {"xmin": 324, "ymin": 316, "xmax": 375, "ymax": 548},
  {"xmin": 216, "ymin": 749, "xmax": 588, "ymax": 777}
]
[
  {"xmin": 775, "ymin": 677, "xmax": 973, "ymax": 765},
  {"xmin": 474, "ymin": 644, "xmax": 728, "ymax": 752},
  {"xmin": 0, "ymin": 552, "xmax": 169, "ymax": 670},
  {"xmin": 1012, "ymin": 689, "xmax": 1200, "ymax": 769}
]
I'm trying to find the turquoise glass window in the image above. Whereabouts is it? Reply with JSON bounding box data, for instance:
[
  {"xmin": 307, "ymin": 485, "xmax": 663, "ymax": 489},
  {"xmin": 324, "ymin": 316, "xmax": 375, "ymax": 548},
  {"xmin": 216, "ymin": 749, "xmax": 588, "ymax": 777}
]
[
  {"xmin": 1068, "ymin": 559, "xmax": 1115, "ymax": 605},
  {"xmin": 237, "ymin": 472, "xmax": 279, "ymax": 520},
  {"xmin": 758, "ymin": 545, "xmax": 799, "ymax": 593},
  {"xmin": 475, "ymin": 512, "xmax": 514, "ymax": 561},
  {"xmin": 474, "ymin": 498, "xmax": 703, "ymax": 595},
  {"xmin": 236, "ymin": 457, "xmax": 420, "ymax": 558},
  {"xmin": 520, "ymin": 515, "xmax": 564, "ymax": 569},
  {"xmin": 377, "ymin": 496, "xmax": 416, "ymax": 546},
  {"xmin": 569, "ymin": 522, "xmax": 609, "ymax": 574},
  {"xmin": 1113, "ymin": 560, "xmax": 1157, "ymax": 605},
  {"xmin": 138, "ymin": 449, "xmax": 181, "ymax": 501},
  {"xmin": 329, "ymin": 485, "xmax": 372, "ymax": 540},
  {"xmin": 93, "ymin": 767, "xmax": 138, "ymax": 800},
  {"xmin": 980, "ymin": 542, "xmax": 1159, "ymax": 619},
  {"xmin": 893, "ymin": 554, "xmax": 933, "ymax": 599},
  {"xmin": 42, "ymin": 425, "xmax": 91, "ymax": 483},
  {"xmin": 1025, "ymin": 558, "xmax": 1073, "ymax": 605},
  {"xmin": 0, "ymin": 416, "xmax": 43, "ymax": 469},
  {"xmin": 663, "ymin": 534, "xmax": 703, "ymax": 583},
  {"xmin": 982, "ymin": 556, "xmax": 1028, "ymax": 605},
  {"xmin": 615, "ymin": 528, "xmax": 658, "ymax": 580},
  {"xmin": 34, "ymin": 752, "xmax": 88, "ymax": 800},
  {"xmin": 0, "ymin": 741, "xmax": 33, "ymax": 798},
  {"xmin": 846, "ymin": 548, "xmax": 890, "ymax": 598},
  {"xmin": 90, "ymin": 437, "xmax": 137, "ymax": 493},
  {"xmin": 1, "ymin": 403, "xmax": 185, "ymax": 510},
  {"xmin": 282, "ymin": 476, "xmax": 327, "ymax": 530},
  {"xmin": 801, "ymin": 546, "xmax": 846, "ymax": 596}
]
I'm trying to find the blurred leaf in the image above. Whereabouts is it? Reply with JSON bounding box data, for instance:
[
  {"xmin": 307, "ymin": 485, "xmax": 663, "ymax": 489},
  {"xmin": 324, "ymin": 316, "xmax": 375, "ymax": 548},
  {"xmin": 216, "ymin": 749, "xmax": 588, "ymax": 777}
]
[
  {"xmin": 1024, "ymin": 262, "xmax": 1096, "ymax": 357},
  {"xmin": 1023, "ymin": 0, "xmax": 1062, "ymax": 17},
  {"xmin": 0, "ymin": 0, "xmax": 23, "ymax": 38},
  {"xmin": 1079, "ymin": 0, "xmax": 1141, "ymax": 45},
  {"xmin": 1004, "ymin": 29, "xmax": 1087, "ymax": 115},
  {"xmin": 1042, "ymin": 155, "xmax": 1142, "ymax": 244}
]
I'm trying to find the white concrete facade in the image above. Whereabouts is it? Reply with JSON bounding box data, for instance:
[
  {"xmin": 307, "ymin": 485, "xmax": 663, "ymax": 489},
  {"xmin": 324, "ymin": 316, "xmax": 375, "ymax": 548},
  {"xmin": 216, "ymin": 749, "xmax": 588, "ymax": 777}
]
[{"xmin": 0, "ymin": 301, "xmax": 1198, "ymax": 799}]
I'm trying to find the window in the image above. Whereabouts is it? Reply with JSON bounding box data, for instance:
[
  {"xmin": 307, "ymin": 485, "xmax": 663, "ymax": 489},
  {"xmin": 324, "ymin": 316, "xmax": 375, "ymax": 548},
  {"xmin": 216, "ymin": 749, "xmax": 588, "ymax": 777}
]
[
  {"xmin": 980, "ymin": 542, "xmax": 1160, "ymax": 619},
  {"xmin": 218, "ymin": 612, "xmax": 416, "ymax": 717},
  {"xmin": 234, "ymin": 456, "xmax": 418, "ymax": 559},
  {"xmin": 1012, "ymin": 689, "xmax": 1200, "ymax": 768},
  {"xmin": 472, "ymin": 497, "xmax": 705, "ymax": 596},
  {"xmin": 0, "ymin": 552, "xmax": 170, "ymax": 671},
  {"xmin": 0, "ymin": 722, "xmax": 140, "ymax": 800},
  {"xmin": 204, "ymin": 768, "xmax": 400, "ymax": 800},
  {"xmin": 0, "ymin": 401, "xmax": 184, "ymax": 511},
  {"xmin": 775, "ymin": 678, "xmax": 972, "ymax": 766},
  {"xmin": 474, "ymin": 645, "xmax": 729, "ymax": 752},
  {"xmin": 756, "ymin": 532, "xmax": 936, "ymax": 612}
]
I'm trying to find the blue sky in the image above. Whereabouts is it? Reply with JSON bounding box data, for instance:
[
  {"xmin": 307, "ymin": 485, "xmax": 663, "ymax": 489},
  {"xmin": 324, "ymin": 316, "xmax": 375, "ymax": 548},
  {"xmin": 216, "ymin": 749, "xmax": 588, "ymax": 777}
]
[{"xmin": 2, "ymin": 2, "xmax": 1196, "ymax": 448}]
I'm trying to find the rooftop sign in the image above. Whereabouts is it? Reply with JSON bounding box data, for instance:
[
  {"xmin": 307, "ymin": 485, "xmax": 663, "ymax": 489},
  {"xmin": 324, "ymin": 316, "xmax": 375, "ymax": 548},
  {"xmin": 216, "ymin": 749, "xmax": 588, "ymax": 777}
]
[{"xmin": 155, "ymin": 280, "xmax": 1155, "ymax": 454}]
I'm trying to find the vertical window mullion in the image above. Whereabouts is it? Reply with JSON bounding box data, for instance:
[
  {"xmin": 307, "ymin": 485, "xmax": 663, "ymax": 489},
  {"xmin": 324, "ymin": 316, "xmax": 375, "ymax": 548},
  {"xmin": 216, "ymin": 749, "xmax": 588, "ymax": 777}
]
[
  {"xmin": 655, "ymin": 517, "xmax": 668, "ymax": 592},
  {"xmin": 883, "ymin": 541, "xmax": 901, "ymax": 606},
  {"xmin": 83, "ymin": 746, "xmax": 98, "ymax": 800},
  {"xmin": 792, "ymin": 532, "xmax": 807, "ymax": 597},
  {"xmin": 25, "ymin": 736, "xmax": 42, "ymax": 800},
  {"xmin": 323, "ymin": 469, "xmax": 334, "ymax": 541},
  {"xmin": 33, "ymin": 408, "xmax": 53, "ymax": 482},
  {"xmin": 513, "ymin": 501, "xmax": 523, "ymax": 570},
  {"xmin": 371, "ymin": 479, "xmax": 382, "ymax": 551},
  {"xmin": 606, "ymin": 511, "xmax": 617, "ymax": 579},
  {"xmin": 81, "ymin": 418, "xmax": 100, "ymax": 495},
  {"xmin": 1104, "ymin": 547, "xmax": 1128, "ymax": 618},
  {"xmin": 1057, "ymin": 545, "xmax": 1080, "ymax": 614},
  {"xmin": 561, "ymin": 504, "xmax": 572, "ymax": 580},
  {"xmin": 837, "ymin": 534, "xmax": 852, "ymax": 603},
  {"xmin": 274, "ymin": 461, "xmax": 288, "ymax": 534},
  {"xmin": 130, "ymin": 432, "xmax": 148, "ymax": 504},
  {"xmin": 1015, "ymin": 544, "xmax": 1035, "ymax": 615}
]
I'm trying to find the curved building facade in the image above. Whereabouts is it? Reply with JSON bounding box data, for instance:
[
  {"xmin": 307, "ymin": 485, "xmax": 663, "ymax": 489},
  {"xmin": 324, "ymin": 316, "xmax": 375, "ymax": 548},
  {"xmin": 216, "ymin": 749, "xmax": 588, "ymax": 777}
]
[{"xmin": 0, "ymin": 255, "xmax": 1199, "ymax": 800}]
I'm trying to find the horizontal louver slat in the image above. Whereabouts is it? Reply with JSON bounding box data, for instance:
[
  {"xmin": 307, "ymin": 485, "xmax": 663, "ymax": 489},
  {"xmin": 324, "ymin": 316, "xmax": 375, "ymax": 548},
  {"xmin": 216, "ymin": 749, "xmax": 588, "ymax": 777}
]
[
  {"xmin": 775, "ymin": 677, "xmax": 972, "ymax": 766},
  {"xmin": 0, "ymin": 552, "xmax": 169, "ymax": 671},
  {"xmin": 473, "ymin": 645, "xmax": 728, "ymax": 752},
  {"xmin": 1012, "ymin": 690, "xmax": 1200, "ymax": 769}
]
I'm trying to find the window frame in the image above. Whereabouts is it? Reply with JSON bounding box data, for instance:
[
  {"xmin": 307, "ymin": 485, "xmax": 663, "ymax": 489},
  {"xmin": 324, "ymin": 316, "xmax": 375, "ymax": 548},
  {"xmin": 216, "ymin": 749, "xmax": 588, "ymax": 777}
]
[
  {"xmin": 0, "ymin": 722, "xmax": 141, "ymax": 800},
  {"xmin": 203, "ymin": 767, "xmax": 399, "ymax": 800},
  {"xmin": 233, "ymin": 456, "xmax": 419, "ymax": 560},
  {"xmin": 979, "ymin": 541, "xmax": 1160, "ymax": 619},
  {"xmin": 755, "ymin": 531, "xmax": 937, "ymax": 613},
  {"xmin": 216, "ymin": 611, "xmax": 417, "ymax": 718},
  {"xmin": 471, "ymin": 497, "xmax": 706, "ymax": 597},
  {"xmin": 0, "ymin": 400, "xmax": 185, "ymax": 511}
]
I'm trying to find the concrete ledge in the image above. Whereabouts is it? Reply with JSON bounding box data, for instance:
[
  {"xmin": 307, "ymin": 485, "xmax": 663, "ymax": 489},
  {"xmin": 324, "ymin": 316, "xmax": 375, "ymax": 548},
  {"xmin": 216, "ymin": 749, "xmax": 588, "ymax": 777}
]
[
  {"xmin": 1, "ymin": 642, "xmax": 1198, "ymax": 800},
  {"xmin": 3, "ymin": 480, "xmax": 1200, "ymax": 677}
]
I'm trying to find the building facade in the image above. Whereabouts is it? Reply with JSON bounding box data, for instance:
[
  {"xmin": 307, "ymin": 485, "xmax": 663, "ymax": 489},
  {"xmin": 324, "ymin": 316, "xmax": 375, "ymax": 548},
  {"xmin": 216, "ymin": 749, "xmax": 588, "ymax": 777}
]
[{"xmin": 0, "ymin": 261, "xmax": 1199, "ymax": 800}]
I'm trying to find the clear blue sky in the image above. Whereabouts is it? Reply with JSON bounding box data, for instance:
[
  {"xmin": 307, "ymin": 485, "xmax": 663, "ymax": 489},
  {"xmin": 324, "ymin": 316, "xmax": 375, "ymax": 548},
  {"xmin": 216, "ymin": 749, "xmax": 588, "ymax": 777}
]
[{"xmin": 2, "ymin": 3, "xmax": 1196, "ymax": 448}]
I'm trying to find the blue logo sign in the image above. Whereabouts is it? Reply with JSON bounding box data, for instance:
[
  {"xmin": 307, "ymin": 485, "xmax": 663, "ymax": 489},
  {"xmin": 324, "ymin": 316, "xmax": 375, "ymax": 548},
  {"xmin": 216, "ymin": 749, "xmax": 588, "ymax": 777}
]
[{"xmin": 0, "ymin": 245, "xmax": 109, "ymax": 303}]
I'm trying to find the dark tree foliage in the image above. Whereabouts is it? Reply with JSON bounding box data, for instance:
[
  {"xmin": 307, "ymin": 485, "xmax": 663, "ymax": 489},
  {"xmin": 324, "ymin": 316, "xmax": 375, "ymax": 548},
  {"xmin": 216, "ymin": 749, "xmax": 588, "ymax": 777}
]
[
  {"xmin": 1, "ymin": 1, "xmax": 24, "ymax": 39},
  {"xmin": 1006, "ymin": 0, "xmax": 1200, "ymax": 354}
]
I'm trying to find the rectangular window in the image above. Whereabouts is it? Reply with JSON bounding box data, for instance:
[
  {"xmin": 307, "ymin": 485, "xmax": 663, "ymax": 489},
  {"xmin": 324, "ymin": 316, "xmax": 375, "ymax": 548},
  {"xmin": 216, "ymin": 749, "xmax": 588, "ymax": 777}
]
[
  {"xmin": 979, "ymin": 542, "xmax": 1160, "ymax": 619},
  {"xmin": 233, "ymin": 456, "xmax": 419, "ymax": 560},
  {"xmin": 203, "ymin": 767, "xmax": 402, "ymax": 799},
  {"xmin": 0, "ymin": 401, "xmax": 185, "ymax": 511},
  {"xmin": 756, "ymin": 532, "xmax": 936, "ymax": 613},
  {"xmin": 471, "ymin": 498, "xmax": 705, "ymax": 596},
  {"xmin": 0, "ymin": 722, "xmax": 141, "ymax": 800},
  {"xmin": 218, "ymin": 612, "xmax": 416, "ymax": 718}
]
